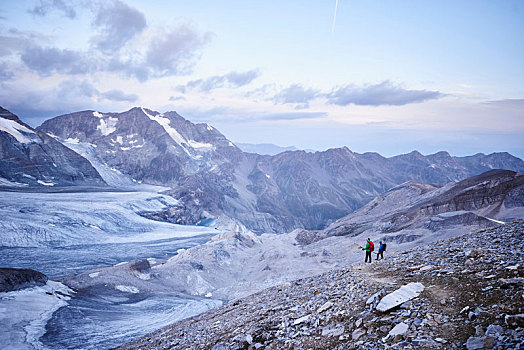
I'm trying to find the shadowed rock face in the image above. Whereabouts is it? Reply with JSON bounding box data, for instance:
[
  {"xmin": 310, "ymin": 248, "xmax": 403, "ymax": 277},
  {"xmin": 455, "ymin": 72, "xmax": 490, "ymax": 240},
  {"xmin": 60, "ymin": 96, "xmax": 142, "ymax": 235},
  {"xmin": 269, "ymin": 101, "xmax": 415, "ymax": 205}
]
[
  {"xmin": 0, "ymin": 107, "xmax": 106, "ymax": 187},
  {"xmin": 36, "ymin": 106, "xmax": 524, "ymax": 233},
  {"xmin": 0, "ymin": 267, "xmax": 48, "ymax": 292}
]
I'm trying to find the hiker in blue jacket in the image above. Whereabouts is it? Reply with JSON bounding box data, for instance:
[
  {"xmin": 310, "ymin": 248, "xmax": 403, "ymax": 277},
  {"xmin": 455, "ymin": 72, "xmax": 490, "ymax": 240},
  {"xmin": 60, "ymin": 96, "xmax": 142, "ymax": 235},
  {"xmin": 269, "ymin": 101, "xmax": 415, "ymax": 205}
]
[{"xmin": 376, "ymin": 241, "xmax": 386, "ymax": 260}]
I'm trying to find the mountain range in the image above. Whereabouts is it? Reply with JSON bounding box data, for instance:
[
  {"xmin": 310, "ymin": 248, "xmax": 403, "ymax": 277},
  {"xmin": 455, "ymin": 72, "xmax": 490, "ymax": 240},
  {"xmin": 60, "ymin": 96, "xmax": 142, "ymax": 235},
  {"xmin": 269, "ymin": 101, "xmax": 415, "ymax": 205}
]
[
  {"xmin": 62, "ymin": 167, "xmax": 524, "ymax": 303},
  {"xmin": 1, "ymin": 106, "xmax": 524, "ymax": 233}
]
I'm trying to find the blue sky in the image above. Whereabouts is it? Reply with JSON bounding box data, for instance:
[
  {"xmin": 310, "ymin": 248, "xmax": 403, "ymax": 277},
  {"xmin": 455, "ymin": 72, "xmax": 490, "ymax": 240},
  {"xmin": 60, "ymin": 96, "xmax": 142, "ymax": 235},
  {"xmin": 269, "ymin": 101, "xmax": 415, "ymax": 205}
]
[{"xmin": 1, "ymin": 0, "xmax": 523, "ymax": 157}]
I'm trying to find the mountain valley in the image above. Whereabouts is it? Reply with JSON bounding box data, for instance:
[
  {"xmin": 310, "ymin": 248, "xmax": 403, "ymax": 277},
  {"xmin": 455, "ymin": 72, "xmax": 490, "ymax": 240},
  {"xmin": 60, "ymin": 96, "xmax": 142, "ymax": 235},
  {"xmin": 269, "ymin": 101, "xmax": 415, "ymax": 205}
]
[{"xmin": 0, "ymin": 106, "xmax": 523, "ymax": 349}]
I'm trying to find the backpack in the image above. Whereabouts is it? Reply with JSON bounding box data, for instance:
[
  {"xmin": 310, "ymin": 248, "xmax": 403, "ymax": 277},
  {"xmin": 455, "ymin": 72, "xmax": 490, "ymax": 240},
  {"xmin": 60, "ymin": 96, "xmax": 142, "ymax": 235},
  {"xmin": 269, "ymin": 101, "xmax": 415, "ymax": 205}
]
[
  {"xmin": 369, "ymin": 241, "xmax": 374, "ymax": 252},
  {"xmin": 383, "ymin": 243, "xmax": 387, "ymax": 252}
]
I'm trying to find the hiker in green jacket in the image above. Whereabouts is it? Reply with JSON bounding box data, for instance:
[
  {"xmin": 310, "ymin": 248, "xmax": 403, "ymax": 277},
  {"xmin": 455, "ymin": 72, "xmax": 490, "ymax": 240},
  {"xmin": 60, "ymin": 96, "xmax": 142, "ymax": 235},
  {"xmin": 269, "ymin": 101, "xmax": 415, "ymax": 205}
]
[{"xmin": 363, "ymin": 238, "xmax": 373, "ymax": 263}]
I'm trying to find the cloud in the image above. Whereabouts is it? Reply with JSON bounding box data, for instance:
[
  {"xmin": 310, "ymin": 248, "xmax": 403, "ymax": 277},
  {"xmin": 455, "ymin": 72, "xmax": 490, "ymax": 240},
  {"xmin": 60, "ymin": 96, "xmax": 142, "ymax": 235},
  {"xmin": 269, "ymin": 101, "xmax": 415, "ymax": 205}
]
[
  {"xmin": 180, "ymin": 106, "xmax": 326, "ymax": 123},
  {"xmin": 484, "ymin": 99, "xmax": 524, "ymax": 109},
  {"xmin": 0, "ymin": 62, "xmax": 14, "ymax": 80},
  {"xmin": 176, "ymin": 69, "xmax": 260, "ymax": 93},
  {"xmin": 100, "ymin": 89, "xmax": 138, "ymax": 102},
  {"xmin": 225, "ymin": 70, "xmax": 261, "ymax": 87},
  {"xmin": 326, "ymin": 80, "xmax": 444, "ymax": 106},
  {"xmin": 273, "ymin": 84, "xmax": 320, "ymax": 108},
  {"xmin": 0, "ymin": 78, "xmax": 141, "ymax": 126},
  {"xmin": 56, "ymin": 79, "xmax": 98, "ymax": 98},
  {"xmin": 105, "ymin": 24, "xmax": 212, "ymax": 82},
  {"xmin": 144, "ymin": 24, "xmax": 212, "ymax": 78},
  {"xmin": 0, "ymin": 28, "xmax": 48, "ymax": 57},
  {"xmin": 20, "ymin": 45, "xmax": 94, "ymax": 75},
  {"xmin": 92, "ymin": 0, "xmax": 147, "ymax": 53},
  {"xmin": 254, "ymin": 112, "xmax": 327, "ymax": 121},
  {"xmin": 169, "ymin": 95, "xmax": 186, "ymax": 101},
  {"xmin": 16, "ymin": 23, "xmax": 211, "ymax": 81},
  {"xmin": 28, "ymin": 0, "xmax": 77, "ymax": 19}
]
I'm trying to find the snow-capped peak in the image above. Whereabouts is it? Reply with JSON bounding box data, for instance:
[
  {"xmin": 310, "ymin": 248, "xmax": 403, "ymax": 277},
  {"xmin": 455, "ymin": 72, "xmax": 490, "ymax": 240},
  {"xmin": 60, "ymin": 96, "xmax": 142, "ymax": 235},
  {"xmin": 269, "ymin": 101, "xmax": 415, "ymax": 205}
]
[{"xmin": 0, "ymin": 116, "xmax": 37, "ymax": 144}]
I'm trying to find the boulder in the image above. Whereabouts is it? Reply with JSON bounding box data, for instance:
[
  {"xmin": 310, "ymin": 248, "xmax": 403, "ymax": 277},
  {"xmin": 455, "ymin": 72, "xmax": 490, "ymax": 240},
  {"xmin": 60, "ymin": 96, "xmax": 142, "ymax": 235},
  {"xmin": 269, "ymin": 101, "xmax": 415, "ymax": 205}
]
[
  {"xmin": 387, "ymin": 322, "xmax": 408, "ymax": 338},
  {"xmin": 376, "ymin": 282, "xmax": 425, "ymax": 312},
  {"xmin": 465, "ymin": 336, "xmax": 495, "ymax": 349},
  {"xmin": 321, "ymin": 323, "xmax": 344, "ymax": 337}
]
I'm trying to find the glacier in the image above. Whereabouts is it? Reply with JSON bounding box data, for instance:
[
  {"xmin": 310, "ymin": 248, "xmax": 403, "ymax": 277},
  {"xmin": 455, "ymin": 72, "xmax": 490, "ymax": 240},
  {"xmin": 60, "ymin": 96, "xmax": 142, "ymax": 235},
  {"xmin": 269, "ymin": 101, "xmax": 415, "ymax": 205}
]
[{"xmin": 0, "ymin": 188, "xmax": 221, "ymax": 349}]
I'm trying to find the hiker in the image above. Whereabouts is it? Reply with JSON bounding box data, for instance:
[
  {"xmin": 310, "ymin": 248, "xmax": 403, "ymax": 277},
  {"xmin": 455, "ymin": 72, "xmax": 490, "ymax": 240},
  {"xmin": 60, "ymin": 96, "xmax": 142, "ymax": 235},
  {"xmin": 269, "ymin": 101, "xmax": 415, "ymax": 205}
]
[
  {"xmin": 376, "ymin": 241, "xmax": 386, "ymax": 260},
  {"xmin": 363, "ymin": 238, "xmax": 373, "ymax": 263}
]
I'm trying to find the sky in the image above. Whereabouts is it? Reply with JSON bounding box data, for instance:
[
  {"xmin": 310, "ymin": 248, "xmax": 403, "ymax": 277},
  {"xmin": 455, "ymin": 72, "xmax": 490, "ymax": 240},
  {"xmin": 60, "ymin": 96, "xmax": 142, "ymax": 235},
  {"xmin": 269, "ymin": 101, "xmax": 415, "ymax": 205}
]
[{"xmin": 1, "ymin": 0, "xmax": 523, "ymax": 158}]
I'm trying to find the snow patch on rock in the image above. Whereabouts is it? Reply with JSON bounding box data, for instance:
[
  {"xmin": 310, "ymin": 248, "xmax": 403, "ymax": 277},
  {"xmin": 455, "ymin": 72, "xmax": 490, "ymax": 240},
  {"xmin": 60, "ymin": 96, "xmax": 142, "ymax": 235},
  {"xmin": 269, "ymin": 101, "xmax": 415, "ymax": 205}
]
[
  {"xmin": 97, "ymin": 117, "xmax": 118, "ymax": 136},
  {"xmin": 37, "ymin": 180, "xmax": 55, "ymax": 186},
  {"xmin": 115, "ymin": 285, "xmax": 140, "ymax": 293},
  {"xmin": 0, "ymin": 117, "xmax": 36, "ymax": 143}
]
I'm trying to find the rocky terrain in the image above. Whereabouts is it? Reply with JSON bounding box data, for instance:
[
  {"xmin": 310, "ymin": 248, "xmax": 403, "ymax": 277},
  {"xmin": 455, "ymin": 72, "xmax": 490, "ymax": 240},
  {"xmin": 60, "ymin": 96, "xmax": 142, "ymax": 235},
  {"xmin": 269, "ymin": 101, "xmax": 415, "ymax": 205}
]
[
  {"xmin": 33, "ymin": 106, "xmax": 524, "ymax": 233},
  {"xmin": 0, "ymin": 107, "xmax": 106, "ymax": 187},
  {"xmin": 116, "ymin": 221, "xmax": 524, "ymax": 350},
  {"xmin": 0, "ymin": 267, "xmax": 48, "ymax": 292}
]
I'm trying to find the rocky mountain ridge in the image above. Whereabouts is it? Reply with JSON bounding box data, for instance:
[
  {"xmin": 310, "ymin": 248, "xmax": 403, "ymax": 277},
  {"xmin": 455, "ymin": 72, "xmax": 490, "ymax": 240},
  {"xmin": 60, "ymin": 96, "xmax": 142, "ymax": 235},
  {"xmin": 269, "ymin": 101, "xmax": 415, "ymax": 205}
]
[
  {"xmin": 296, "ymin": 169, "xmax": 524, "ymax": 245},
  {"xmin": 32, "ymin": 106, "xmax": 524, "ymax": 233},
  {"xmin": 0, "ymin": 107, "xmax": 106, "ymax": 187},
  {"xmin": 116, "ymin": 221, "xmax": 524, "ymax": 349}
]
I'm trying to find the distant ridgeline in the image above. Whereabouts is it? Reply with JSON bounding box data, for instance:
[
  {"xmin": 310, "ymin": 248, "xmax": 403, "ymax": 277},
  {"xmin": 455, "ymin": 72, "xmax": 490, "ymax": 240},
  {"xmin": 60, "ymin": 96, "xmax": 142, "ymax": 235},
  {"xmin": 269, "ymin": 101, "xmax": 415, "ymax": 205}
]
[{"xmin": 1, "ymin": 106, "xmax": 523, "ymax": 233}]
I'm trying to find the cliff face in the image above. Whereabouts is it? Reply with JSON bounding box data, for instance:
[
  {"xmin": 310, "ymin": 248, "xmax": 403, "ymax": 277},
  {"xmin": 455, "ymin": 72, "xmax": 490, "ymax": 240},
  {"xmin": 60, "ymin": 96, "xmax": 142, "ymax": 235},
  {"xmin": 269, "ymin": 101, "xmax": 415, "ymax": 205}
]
[{"xmin": 0, "ymin": 107, "xmax": 106, "ymax": 187}]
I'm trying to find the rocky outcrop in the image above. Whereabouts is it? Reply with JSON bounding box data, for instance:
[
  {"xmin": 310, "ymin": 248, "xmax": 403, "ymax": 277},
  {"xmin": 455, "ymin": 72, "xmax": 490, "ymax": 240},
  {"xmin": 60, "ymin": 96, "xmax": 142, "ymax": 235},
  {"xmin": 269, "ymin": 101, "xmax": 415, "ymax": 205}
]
[
  {"xmin": 0, "ymin": 107, "xmax": 106, "ymax": 187},
  {"xmin": 115, "ymin": 221, "xmax": 524, "ymax": 349},
  {"xmin": 0, "ymin": 267, "xmax": 48, "ymax": 292}
]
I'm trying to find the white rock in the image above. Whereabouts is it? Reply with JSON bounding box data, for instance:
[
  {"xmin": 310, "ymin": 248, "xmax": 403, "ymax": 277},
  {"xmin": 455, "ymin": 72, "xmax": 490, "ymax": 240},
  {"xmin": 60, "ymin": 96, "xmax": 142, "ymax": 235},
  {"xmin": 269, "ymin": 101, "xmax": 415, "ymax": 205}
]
[
  {"xmin": 293, "ymin": 314, "xmax": 310, "ymax": 325},
  {"xmin": 352, "ymin": 327, "xmax": 366, "ymax": 340},
  {"xmin": 387, "ymin": 322, "xmax": 409, "ymax": 338},
  {"xmin": 460, "ymin": 306, "xmax": 470, "ymax": 314},
  {"xmin": 317, "ymin": 301, "xmax": 333, "ymax": 313},
  {"xmin": 321, "ymin": 323, "xmax": 344, "ymax": 337},
  {"xmin": 376, "ymin": 282, "xmax": 425, "ymax": 312},
  {"xmin": 366, "ymin": 289, "xmax": 384, "ymax": 305}
]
